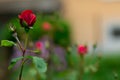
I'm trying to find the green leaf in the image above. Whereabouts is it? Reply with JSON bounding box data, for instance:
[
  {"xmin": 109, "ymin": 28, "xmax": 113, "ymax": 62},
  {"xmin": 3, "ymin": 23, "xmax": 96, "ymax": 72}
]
[
  {"xmin": 32, "ymin": 57, "xmax": 47, "ymax": 73},
  {"xmin": 1, "ymin": 40, "xmax": 16, "ymax": 47},
  {"xmin": 25, "ymin": 55, "xmax": 33, "ymax": 59},
  {"xmin": 8, "ymin": 57, "xmax": 23, "ymax": 70}
]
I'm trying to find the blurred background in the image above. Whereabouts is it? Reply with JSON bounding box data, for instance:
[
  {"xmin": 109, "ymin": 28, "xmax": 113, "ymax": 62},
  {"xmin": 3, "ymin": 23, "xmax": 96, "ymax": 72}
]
[{"xmin": 0, "ymin": 0, "xmax": 120, "ymax": 80}]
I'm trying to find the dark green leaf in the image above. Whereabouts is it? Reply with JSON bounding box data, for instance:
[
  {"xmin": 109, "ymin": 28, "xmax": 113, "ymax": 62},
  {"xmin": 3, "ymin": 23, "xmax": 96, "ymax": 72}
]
[{"xmin": 8, "ymin": 57, "xmax": 23, "ymax": 70}]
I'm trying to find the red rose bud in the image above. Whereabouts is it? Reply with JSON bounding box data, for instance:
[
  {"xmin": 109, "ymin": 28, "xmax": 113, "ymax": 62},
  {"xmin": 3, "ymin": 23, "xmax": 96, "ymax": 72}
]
[
  {"xmin": 35, "ymin": 42, "xmax": 42, "ymax": 50},
  {"xmin": 78, "ymin": 45, "xmax": 87, "ymax": 55},
  {"xmin": 42, "ymin": 22, "xmax": 51, "ymax": 31},
  {"xmin": 18, "ymin": 10, "xmax": 36, "ymax": 28}
]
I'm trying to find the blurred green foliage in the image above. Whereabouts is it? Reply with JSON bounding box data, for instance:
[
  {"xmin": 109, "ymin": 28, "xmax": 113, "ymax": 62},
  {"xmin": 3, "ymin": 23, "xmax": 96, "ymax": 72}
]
[
  {"xmin": 1, "ymin": 13, "xmax": 120, "ymax": 80},
  {"xmin": 10, "ymin": 54, "xmax": 120, "ymax": 80}
]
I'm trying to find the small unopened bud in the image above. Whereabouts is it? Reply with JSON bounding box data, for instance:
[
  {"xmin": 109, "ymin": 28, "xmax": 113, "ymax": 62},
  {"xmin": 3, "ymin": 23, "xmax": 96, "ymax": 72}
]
[
  {"xmin": 10, "ymin": 26, "xmax": 14, "ymax": 32},
  {"xmin": 9, "ymin": 25, "xmax": 17, "ymax": 38},
  {"xmin": 9, "ymin": 25, "xmax": 16, "ymax": 33},
  {"xmin": 78, "ymin": 45, "xmax": 88, "ymax": 55}
]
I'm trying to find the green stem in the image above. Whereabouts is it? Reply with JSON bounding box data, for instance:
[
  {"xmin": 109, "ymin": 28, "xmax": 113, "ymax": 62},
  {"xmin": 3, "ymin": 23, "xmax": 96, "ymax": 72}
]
[
  {"xmin": 19, "ymin": 63, "xmax": 24, "ymax": 80},
  {"xmin": 15, "ymin": 36, "xmax": 24, "ymax": 53},
  {"xmin": 18, "ymin": 33, "xmax": 29, "ymax": 80},
  {"xmin": 11, "ymin": 27, "xmax": 29, "ymax": 80},
  {"xmin": 19, "ymin": 52, "xmax": 26, "ymax": 80},
  {"xmin": 78, "ymin": 55, "xmax": 84, "ymax": 80},
  {"xmin": 19, "ymin": 59, "xmax": 28, "ymax": 80},
  {"xmin": 25, "ymin": 33, "xmax": 29, "ymax": 49}
]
